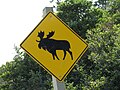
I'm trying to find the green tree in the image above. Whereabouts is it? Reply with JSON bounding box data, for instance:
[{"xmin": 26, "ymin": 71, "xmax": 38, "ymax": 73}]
[
  {"xmin": 94, "ymin": 0, "xmax": 110, "ymax": 9},
  {"xmin": 0, "ymin": 47, "xmax": 52, "ymax": 90},
  {"xmin": 86, "ymin": 14, "xmax": 120, "ymax": 89},
  {"xmin": 57, "ymin": 0, "xmax": 104, "ymax": 38},
  {"xmin": 110, "ymin": 0, "xmax": 120, "ymax": 13},
  {"xmin": 94, "ymin": 0, "xmax": 120, "ymax": 13}
]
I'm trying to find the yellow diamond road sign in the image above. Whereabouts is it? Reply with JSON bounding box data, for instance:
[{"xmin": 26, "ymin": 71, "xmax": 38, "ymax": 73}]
[{"xmin": 20, "ymin": 12, "xmax": 88, "ymax": 81}]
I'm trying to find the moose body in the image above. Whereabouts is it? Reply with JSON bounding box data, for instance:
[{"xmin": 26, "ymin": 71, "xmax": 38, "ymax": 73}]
[{"xmin": 36, "ymin": 31, "xmax": 73, "ymax": 60}]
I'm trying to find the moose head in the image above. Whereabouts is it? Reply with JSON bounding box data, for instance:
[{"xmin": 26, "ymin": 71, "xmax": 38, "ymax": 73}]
[{"xmin": 36, "ymin": 31, "xmax": 73, "ymax": 60}]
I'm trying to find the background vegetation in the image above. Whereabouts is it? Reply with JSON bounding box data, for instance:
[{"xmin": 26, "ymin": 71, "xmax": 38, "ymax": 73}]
[{"xmin": 0, "ymin": 0, "xmax": 120, "ymax": 90}]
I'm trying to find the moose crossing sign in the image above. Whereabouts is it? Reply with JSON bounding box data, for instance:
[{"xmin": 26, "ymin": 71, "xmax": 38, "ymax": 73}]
[{"xmin": 20, "ymin": 12, "xmax": 88, "ymax": 81}]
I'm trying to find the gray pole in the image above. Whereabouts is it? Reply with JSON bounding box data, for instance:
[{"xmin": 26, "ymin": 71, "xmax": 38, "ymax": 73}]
[
  {"xmin": 42, "ymin": 7, "xmax": 66, "ymax": 90},
  {"xmin": 52, "ymin": 76, "xmax": 66, "ymax": 90},
  {"xmin": 42, "ymin": 7, "xmax": 53, "ymax": 17}
]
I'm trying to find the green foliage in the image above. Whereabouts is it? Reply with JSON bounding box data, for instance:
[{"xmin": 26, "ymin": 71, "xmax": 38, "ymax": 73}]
[
  {"xmin": 0, "ymin": 48, "xmax": 52, "ymax": 90},
  {"xmin": 86, "ymin": 16, "xmax": 120, "ymax": 89},
  {"xmin": 94, "ymin": 0, "xmax": 110, "ymax": 9},
  {"xmin": 94, "ymin": 0, "xmax": 120, "ymax": 13},
  {"xmin": 57, "ymin": 0, "xmax": 104, "ymax": 38}
]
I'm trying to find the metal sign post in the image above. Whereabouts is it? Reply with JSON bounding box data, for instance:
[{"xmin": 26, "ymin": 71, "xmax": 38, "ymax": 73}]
[
  {"xmin": 43, "ymin": 7, "xmax": 66, "ymax": 90},
  {"xmin": 52, "ymin": 76, "xmax": 66, "ymax": 90}
]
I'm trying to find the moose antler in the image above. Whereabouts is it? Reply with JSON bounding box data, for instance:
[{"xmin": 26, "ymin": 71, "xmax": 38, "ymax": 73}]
[
  {"xmin": 46, "ymin": 31, "xmax": 55, "ymax": 38},
  {"xmin": 38, "ymin": 31, "xmax": 44, "ymax": 39}
]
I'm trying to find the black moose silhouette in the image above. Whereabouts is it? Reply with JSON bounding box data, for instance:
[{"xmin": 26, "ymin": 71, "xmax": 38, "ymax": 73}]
[{"xmin": 36, "ymin": 31, "xmax": 73, "ymax": 60}]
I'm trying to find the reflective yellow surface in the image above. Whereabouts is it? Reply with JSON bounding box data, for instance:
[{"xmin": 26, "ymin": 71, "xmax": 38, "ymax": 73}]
[{"xmin": 20, "ymin": 12, "xmax": 88, "ymax": 81}]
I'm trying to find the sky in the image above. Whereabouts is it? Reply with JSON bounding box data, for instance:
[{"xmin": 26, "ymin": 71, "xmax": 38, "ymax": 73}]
[{"xmin": 0, "ymin": 0, "xmax": 56, "ymax": 66}]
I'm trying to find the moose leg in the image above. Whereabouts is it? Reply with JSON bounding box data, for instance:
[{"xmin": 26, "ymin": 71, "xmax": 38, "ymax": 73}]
[
  {"xmin": 52, "ymin": 54, "xmax": 55, "ymax": 60},
  {"xmin": 54, "ymin": 51, "xmax": 59, "ymax": 60},
  {"xmin": 67, "ymin": 50, "xmax": 73, "ymax": 60},
  {"xmin": 63, "ymin": 50, "xmax": 66, "ymax": 60},
  {"xmin": 52, "ymin": 50, "xmax": 59, "ymax": 60}
]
